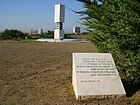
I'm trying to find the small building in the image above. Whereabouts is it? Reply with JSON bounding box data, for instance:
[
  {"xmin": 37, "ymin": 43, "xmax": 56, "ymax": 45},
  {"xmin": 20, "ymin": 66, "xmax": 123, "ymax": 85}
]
[
  {"xmin": 29, "ymin": 30, "xmax": 37, "ymax": 35},
  {"xmin": 37, "ymin": 28, "xmax": 43, "ymax": 34},
  {"xmin": 73, "ymin": 26, "xmax": 80, "ymax": 34},
  {"xmin": 29, "ymin": 28, "xmax": 43, "ymax": 35}
]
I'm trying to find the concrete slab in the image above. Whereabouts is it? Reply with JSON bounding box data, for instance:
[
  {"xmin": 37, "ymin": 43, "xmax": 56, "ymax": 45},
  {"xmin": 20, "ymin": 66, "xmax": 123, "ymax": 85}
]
[
  {"xmin": 72, "ymin": 53, "xmax": 126, "ymax": 100},
  {"xmin": 36, "ymin": 39, "xmax": 89, "ymax": 42}
]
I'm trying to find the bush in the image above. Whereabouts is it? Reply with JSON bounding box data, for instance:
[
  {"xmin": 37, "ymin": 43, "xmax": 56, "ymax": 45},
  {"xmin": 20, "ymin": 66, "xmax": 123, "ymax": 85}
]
[
  {"xmin": 0, "ymin": 29, "xmax": 25, "ymax": 40},
  {"xmin": 77, "ymin": 0, "xmax": 140, "ymax": 83}
]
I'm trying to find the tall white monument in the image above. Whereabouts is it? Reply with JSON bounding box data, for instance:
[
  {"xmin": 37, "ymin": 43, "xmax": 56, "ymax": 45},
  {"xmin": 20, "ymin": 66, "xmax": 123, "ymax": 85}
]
[{"xmin": 54, "ymin": 4, "xmax": 65, "ymax": 40}]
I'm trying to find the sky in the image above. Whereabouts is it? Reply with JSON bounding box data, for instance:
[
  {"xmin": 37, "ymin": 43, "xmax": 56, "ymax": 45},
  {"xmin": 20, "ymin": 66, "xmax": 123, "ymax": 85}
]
[{"xmin": 0, "ymin": 0, "xmax": 85, "ymax": 33}]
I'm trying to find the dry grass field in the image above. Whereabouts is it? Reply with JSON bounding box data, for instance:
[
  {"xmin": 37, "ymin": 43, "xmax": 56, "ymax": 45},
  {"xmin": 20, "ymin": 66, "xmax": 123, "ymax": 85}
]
[{"xmin": 0, "ymin": 41, "xmax": 139, "ymax": 105}]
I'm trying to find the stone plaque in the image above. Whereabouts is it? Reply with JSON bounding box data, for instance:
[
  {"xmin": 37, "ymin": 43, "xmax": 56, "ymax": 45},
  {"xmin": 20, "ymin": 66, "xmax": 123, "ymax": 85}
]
[{"xmin": 72, "ymin": 53, "xmax": 126, "ymax": 100}]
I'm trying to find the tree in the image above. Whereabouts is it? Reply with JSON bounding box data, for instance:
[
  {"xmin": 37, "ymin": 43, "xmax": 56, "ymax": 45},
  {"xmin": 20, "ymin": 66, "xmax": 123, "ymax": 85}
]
[
  {"xmin": 0, "ymin": 29, "xmax": 25, "ymax": 40},
  {"xmin": 77, "ymin": 0, "xmax": 140, "ymax": 83}
]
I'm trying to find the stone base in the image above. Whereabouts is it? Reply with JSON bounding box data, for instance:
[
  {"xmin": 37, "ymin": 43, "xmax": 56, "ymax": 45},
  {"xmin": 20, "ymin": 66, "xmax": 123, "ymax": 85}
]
[{"xmin": 54, "ymin": 29, "xmax": 64, "ymax": 40}]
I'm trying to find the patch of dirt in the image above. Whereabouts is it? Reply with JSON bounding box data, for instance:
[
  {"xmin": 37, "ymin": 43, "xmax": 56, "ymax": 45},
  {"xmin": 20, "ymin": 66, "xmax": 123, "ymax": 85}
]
[{"xmin": 0, "ymin": 41, "xmax": 139, "ymax": 105}]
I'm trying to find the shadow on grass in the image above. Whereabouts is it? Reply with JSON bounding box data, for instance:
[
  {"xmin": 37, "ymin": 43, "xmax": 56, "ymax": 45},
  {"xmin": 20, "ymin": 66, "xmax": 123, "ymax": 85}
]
[{"xmin": 122, "ymin": 80, "xmax": 140, "ymax": 97}]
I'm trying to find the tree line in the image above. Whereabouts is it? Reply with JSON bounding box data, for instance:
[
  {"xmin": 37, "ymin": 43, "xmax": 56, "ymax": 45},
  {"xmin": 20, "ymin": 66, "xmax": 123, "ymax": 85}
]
[
  {"xmin": 0, "ymin": 29, "xmax": 25, "ymax": 40},
  {"xmin": 0, "ymin": 29, "xmax": 54, "ymax": 40}
]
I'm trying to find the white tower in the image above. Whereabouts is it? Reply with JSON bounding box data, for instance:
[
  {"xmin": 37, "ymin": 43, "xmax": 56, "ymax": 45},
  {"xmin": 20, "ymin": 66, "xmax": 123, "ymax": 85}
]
[
  {"xmin": 54, "ymin": 4, "xmax": 65, "ymax": 40},
  {"xmin": 37, "ymin": 28, "xmax": 43, "ymax": 34}
]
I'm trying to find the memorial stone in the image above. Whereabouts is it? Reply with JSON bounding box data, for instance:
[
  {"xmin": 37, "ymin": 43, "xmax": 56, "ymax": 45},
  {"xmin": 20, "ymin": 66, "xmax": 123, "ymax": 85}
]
[{"xmin": 72, "ymin": 53, "xmax": 126, "ymax": 100}]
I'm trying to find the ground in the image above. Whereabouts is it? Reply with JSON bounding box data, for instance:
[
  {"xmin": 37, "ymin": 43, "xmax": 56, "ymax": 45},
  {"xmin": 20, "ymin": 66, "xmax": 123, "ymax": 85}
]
[{"xmin": 0, "ymin": 41, "xmax": 139, "ymax": 105}]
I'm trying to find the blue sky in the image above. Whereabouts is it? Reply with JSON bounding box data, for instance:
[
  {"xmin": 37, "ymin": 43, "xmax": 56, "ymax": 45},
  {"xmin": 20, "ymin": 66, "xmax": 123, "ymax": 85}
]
[{"xmin": 0, "ymin": 0, "xmax": 84, "ymax": 33}]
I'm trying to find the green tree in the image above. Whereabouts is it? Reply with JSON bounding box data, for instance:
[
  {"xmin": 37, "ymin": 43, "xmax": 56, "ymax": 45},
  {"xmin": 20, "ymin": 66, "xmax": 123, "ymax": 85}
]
[
  {"xmin": 0, "ymin": 29, "xmax": 25, "ymax": 40},
  {"xmin": 77, "ymin": 0, "xmax": 140, "ymax": 83},
  {"xmin": 47, "ymin": 30, "xmax": 54, "ymax": 38},
  {"xmin": 37, "ymin": 30, "xmax": 54, "ymax": 38}
]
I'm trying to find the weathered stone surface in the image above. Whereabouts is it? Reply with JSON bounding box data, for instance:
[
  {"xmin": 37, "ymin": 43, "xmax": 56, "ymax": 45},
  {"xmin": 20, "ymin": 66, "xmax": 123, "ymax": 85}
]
[{"xmin": 72, "ymin": 53, "xmax": 126, "ymax": 100}]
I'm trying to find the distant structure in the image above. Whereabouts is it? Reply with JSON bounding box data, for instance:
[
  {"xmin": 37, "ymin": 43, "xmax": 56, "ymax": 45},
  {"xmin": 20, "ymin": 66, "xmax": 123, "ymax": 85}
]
[
  {"xmin": 54, "ymin": 4, "xmax": 65, "ymax": 40},
  {"xmin": 37, "ymin": 28, "xmax": 43, "ymax": 34},
  {"xmin": 73, "ymin": 26, "xmax": 80, "ymax": 34},
  {"xmin": 29, "ymin": 30, "xmax": 37, "ymax": 35},
  {"xmin": 29, "ymin": 28, "xmax": 43, "ymax": 35}
]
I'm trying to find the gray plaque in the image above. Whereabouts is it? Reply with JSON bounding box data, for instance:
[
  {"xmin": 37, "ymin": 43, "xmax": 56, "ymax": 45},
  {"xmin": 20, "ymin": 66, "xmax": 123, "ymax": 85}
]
[{"xmin": 72, "ymin": 53, "xmax": 126, "ymax": 100}]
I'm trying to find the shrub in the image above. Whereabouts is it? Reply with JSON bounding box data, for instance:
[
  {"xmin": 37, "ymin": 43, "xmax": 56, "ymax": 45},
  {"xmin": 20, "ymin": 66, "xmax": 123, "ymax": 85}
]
[
  {"xmin": 77, "ymin": 0, "xmax": 140, "ymax": 83},
  {"xmin": 0, "ymin": 29, "xmax": 25, "ymax": 40}
]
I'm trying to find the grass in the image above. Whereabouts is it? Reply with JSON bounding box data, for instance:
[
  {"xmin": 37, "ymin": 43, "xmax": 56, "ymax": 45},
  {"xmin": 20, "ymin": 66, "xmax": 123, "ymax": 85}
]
[
  {"xmin": 0, "ymin": 41, "xmax": 139, "ymax": 105},
  {"xmin": 0, "ymin": 39, "xmax": 41, "ymax": 43},
  {"xmin": 69, "ymin": 34, "xmax": 92, "ymax": 40},
  {"xmin": 131, "ymin": 91, "xmax": 140, "ymax": 104},
  {"xmin": 21, "ymin": 40, "xmax": 40, "ymax": 43}
]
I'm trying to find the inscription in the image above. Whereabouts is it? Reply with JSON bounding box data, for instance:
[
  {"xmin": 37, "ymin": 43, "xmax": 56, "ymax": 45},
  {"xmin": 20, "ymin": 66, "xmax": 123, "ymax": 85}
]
[
  {"xmin": 81, "ymin": 80, "xmax": 101, "ymax": 83},
  {"xmin": 76, "ymin": 57, "xmax": 117, "ymax": 83}
]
